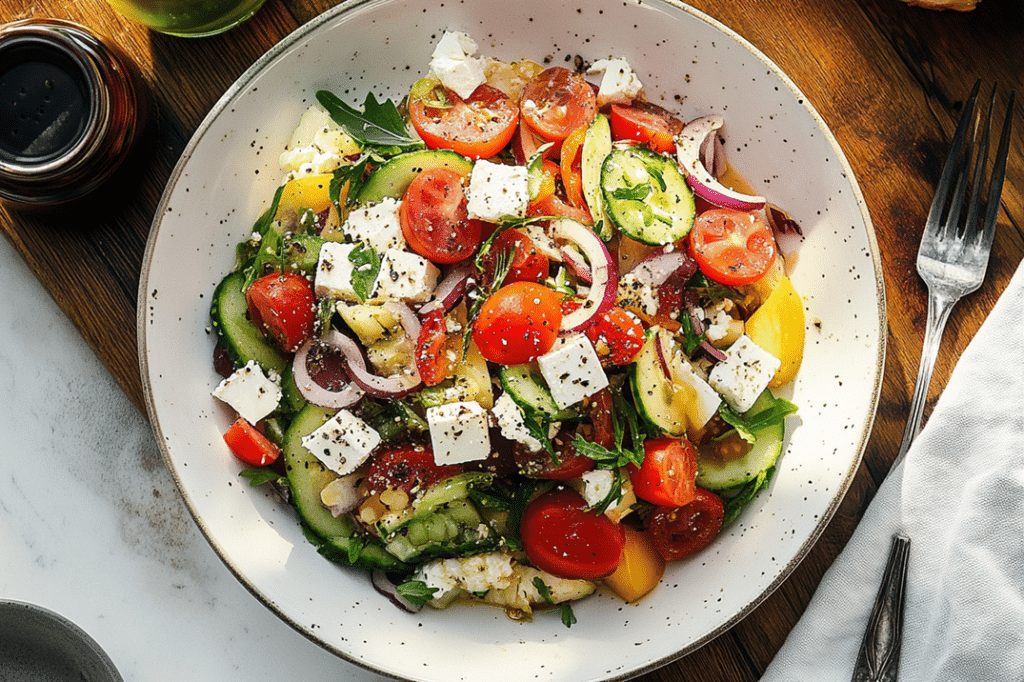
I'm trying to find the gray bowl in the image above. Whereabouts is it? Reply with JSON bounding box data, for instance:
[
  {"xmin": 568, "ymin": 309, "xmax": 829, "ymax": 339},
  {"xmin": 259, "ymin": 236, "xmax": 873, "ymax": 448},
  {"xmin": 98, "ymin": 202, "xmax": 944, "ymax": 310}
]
[{"xmin": 0, "ymin": 600, "xmax": 123, "ymax": 682}]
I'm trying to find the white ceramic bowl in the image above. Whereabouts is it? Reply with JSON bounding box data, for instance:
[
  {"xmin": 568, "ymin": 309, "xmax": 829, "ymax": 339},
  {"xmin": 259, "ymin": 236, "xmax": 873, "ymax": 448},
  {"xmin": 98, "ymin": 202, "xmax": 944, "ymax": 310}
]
[{"xmin": 138, "ymin": 1, "xmax": 885, "ymax": 680}]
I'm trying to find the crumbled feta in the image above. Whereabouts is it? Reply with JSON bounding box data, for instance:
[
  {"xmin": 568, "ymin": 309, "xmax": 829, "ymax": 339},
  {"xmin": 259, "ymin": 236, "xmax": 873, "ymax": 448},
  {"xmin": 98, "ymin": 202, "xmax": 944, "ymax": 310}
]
[
  {"xmin": 492, "ymin": 392, "xmax": 543, "ymax": 452},
  {"xmin": 426, "ymin": 400, "xmax": 491, "ymax": 465},
  {"xmin": 617, "ymin": 272, "xmax": 660, "ymax": 317},
  {"xmin": 416, "ymin": 551, "xmax": 517, "ymax": 608},
  {"xmin": 370, "ymin": 248, "xmax": 439, "ymax": 303},
  {"xmin": 279, "ymin": 105, "xmax": 358, "ymax": 179},
  {"xmin": 428, "ymin": 30, "xmax": 486, "ymax": 99},
  {"xmin": 212, "ymin": 360, "xmax": 282, "ymax": 424},
  {"xmin": 708, "ymin": 335, "xmax": 781, "ymax": 413},
  {"xmin": 314, "ymin": 242, "xmax": 363, "ymax": 302},
  {"xmin": 466, "ymin": 160, "xmax": 530, "ymax": 221},
  {"xmin": 341, "ymin": 197, "xmax": 406, "ymax": 252},
  {"xmin": 537, "ymin": 334, "xmax": 609, "ymax": 409},
  {"xmin": 578, "ymin": 469, "xmax": 616, "ymax": 508},
  {"xmin": 301, "ymin": 409, "xmax": 381, "ymax": 476},
  {"xmin": 587, "ymin": 58, "xmax": 644, "ymax": 108}
]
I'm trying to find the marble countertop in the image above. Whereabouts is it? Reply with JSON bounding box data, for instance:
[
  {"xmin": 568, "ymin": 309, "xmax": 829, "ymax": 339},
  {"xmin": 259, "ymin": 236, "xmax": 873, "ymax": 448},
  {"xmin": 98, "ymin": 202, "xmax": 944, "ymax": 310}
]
[{"xmin": 0, "ymin": 235, "xmax": 387, "ymax": 681}]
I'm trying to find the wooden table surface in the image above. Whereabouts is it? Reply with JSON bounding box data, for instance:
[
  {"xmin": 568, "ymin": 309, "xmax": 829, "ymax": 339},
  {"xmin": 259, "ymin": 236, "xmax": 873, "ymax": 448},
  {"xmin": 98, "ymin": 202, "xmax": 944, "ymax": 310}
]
[{"xmin": 2, "ymin": 0, "xmax": 1021, "ymax": 679}]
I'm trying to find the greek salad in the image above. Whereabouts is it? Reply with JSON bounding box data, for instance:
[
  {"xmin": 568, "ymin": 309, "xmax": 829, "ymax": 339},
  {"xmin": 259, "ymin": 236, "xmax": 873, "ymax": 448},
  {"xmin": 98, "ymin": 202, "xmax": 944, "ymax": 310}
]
[{"xmin": 209, "ymin": 30, "xmax": 805, "ymax": 624}]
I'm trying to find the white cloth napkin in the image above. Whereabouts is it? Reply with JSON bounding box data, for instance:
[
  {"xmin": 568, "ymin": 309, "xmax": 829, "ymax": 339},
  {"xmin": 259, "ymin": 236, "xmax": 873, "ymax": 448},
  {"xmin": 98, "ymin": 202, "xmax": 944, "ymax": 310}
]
[{"xmin": 761, "ymin": 260, "xmax": 1024, "ymax": 682}]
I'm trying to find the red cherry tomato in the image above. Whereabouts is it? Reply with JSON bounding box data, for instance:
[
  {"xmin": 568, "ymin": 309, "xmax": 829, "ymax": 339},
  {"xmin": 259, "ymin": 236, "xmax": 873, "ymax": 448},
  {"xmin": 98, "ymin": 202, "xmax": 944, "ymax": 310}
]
[
  {"xmin": 471, "ymin": 281, "xmax": 562, "ymax": 365},
  {"xmin": 520, "ymin": 67, "xmax": 597, "ymax": 143},
  {"xmin": 609, "ymin": 101, "xmax": 684, "ymax": 155},
  {"xmin": 688, "ymin": 208, "xmax": 777, "ymax": 286},
  {"xmin": 560, "ymin": 124, "xmax": 588, "ymax": 208},
  {"xmin": 415, "ymin": 307, "xmax": 458, "ymax": 386},
  {"xmin": 409, "ymin": 82, "xmax": 519, "ymax": 160},
  {"xmin": 645, "ymin": 489, "xmax": 724, "ymax": 561},
  {"xmin": 584, "ymin": 306, "xmax": 645, "ymax": 365},
  {"xmin": 629, "ymin": 437, "xmax": 698, "ymax": 508},
  {"xmin": 513, "ymin": 443, "xmax": 594, "ymax": 480},
  {"xmin": 527, "ymin": 192, "xmax": 592, "ymax": 225},
  {"xmin": 245, "ymin": 273, "xmax": 316, "ymax": 353},
  {"xmin": 399, "ymin": 167, "xmax": 483, "ymax": 264},
  {"xmin": 365, "ymin": 443, "xmax": 466, "ymax": 495},
  {"xmin": 222, "ymin": 417, "xmax": 280, "ymax": 467},
  {"xmin": 520, "ymin": 487, "xmax": 626, "ymax": 580},
  {"xmin": 479, "ymin": 228, "xmax": 549, "ymax": 288}
]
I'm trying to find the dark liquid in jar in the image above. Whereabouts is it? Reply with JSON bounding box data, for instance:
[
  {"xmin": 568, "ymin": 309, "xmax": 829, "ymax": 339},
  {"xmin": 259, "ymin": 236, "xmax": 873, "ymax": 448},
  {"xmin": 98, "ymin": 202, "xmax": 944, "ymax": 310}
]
[{"xmin": 0, "ymin": 43, "xmax": 89, "ymax": 166}]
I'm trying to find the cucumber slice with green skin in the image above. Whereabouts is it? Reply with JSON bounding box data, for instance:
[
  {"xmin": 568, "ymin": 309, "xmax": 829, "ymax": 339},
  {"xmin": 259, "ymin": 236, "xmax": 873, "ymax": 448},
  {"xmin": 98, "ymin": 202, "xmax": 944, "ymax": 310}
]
[
  {"xmin": 356, "ymin": 149, "xmax": 473, "ymax": 205},
  {"xmin": 581, "ymin": 114, "xmax": 613, "ymax": 240},
  {"xmin": 283, "ymin": 403, "xmax": 408, "ymax": 573},
  {"xmin": 210, "ymin": 271, "xmax": 287, "ymax": 375},
  {"xmin": 499, "ymin": 364, "xmax": 578, "ymax": 421},
  {"xmin": 696, "ymin": 390, "xmax": 786, "ymax": 491},
  {"xmin": 629, "ymin": 327, "xmax": 688, "ymax": 437},
  {"xmin": 601, "ymin": 146, "xmax": 695, "ymax": 245}
]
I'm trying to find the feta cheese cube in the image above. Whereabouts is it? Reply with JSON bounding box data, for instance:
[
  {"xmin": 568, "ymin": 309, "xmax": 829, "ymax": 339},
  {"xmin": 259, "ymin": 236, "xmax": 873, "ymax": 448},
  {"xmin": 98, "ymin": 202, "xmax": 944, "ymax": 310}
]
[
  {"xmin": 212, "ymin": 360, "xmax": 282, "ymax": 424},
  {"xmin": 587, "ymin": 58, "xmax": 644, "ymax": 108},
  {"xmin": 537, "ymin": 334, "xmax": 609, "ymax": 409},
  {"xmin": 466, "ymin": 160, "xmax": 530, "ymax": 221},
  {"xmin": 426, "ymin": 400, "xmax": 491, "ymax": 465},
  {"xmin": 314, "ymin": 241, "xmax": 363, "ymax": 302},
  {"xmin": 708, "ymin": 335, "xmax": 781, "ymax": 413},
  {"xmin": 370, "ymin": 248, "xmax": 439, "ymax": 303},
  {"xmin": 428, "ymin": 30, "xmax": 486, "ymax": 99},
  {"xmin": 301, "ymin": 409, "xmax": 381, "ymax": 476},
  {"xmin": 341, "ymin": 198, "xmax": 406, "ymax": 252}
]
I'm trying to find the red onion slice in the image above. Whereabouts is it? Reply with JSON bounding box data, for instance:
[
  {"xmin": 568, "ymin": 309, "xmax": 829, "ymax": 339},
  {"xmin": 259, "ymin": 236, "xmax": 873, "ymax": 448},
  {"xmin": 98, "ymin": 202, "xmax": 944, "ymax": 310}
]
[
  {"xmin": 628, "ymin": 250, "xmax": 698, "ymax": 288},
  {"xmin": 327, "ymin": 329, "xmax": 423, "ymax": 399},
  {"xmin": 371, "ymin": 571, "xmax": 423, "ymax": 613},
  {"xmin": 382, "ymin": 300, "xmax": 422, "ymax": 343},
  {"xmin": 292, "ymin": 337, "xmax": 364, "ymax": 409},
  {"xmin": 676, "ymin": 115, "xmax": 766, "ymax": 211},
  {"xmin": 550, "ymin": 220, "xmax": 618, "ymax": 332},
  {"xmin": 421, "ymin": 261, "xmax": 473, "ymax": 315},
  {"xmin": 559, "ymin": 245, "xmax": 593, "ymax": 284}
]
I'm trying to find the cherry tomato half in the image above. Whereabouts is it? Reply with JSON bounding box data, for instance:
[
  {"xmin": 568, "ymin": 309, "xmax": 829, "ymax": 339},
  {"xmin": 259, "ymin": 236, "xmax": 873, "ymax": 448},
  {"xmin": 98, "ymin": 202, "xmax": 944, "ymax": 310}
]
[
  {"xmin": 520, "ymin": 67, "xmax": 597, "ymax": 143},
  {"xmin": 645, "ymin": 489, "xmax": 724, "ymax": 561},
  {"xmin": 415, "ymin": 307, "xmax": 459, "ymax": 386},
  {"xmin": 365, "ymin": 443, "xmax": 466, "ymax": 495},
  {"xmin": 520, "ymin": 486, "xmax": 626, "ymax": 580},
  {"xmin": 609, "ymin": 101, "xmax": 684, "ymax": 155},
  {"xmin": 410, "ymin": 81, "xmax": 520, "ymax": 160},
  {"xmin": 245, "ymin": 272, "xmax": 316, "ymax": 353},
  {"xmin": 399, "ymin": 167, "xmax": 483, "ymax": 264},
  {"xmin": 584, "ymin": 306, "xmax": 645, "ymax": 365},
  {"xmin": 688, "ymin": 208, "xmax": 777, "ymax": 286},
  {"xmin": 629, "ymin": 437, "xmax": 698, "ymax": 508},
  {"xmin": 471, "ymin": 281, "xmax": 562, "ymax": 365},
  {"xmin": 479, "ymin": 228, "xmax": 549, "ymax": 288},
  {"xmin": 223, "ymin": 417, "xmax": 280, "ymax": 467}
]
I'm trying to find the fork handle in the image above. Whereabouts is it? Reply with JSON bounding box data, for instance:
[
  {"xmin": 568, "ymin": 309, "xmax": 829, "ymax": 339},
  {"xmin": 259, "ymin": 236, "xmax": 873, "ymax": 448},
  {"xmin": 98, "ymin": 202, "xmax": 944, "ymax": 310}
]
[{"xmin": 893, "ymin": 289, "xmax": 959, "ymax": 468}]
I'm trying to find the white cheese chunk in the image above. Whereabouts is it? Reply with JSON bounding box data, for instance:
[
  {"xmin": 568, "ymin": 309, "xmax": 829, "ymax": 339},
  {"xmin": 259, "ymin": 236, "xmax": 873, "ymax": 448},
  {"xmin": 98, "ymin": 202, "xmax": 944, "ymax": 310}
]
[
  {"xmin": 616, "ymin": 272, "xmax": 660, "ymax": 317},
  {"xmin": 537, "ymin": 334, "xmax": 609, "ymax": 409},
  {"xmin": 708, "ymin": 335, "xmax": 781, "ymax": 413},
  {"xmin": 587, "ymin": 58, "xmax": 643, "ymax": 108},
  {"xmin": 492, "ymin": 392, "xmax": 543, "ymax": 453},
  {"xmin": 466, "ymin": 160, "xmax": 530, "ymax": 221},
  {"xmin": 370, "ymin": 248, "xmax": 440, "ymax": 303},
  {"xmin": 428, "ymin": 30, "xmax": 486, "ymax": 99},
  {"xmin": 301, "ymin": 409, "xmax": 381, "ymax": 476},
  {"xmin": 212, "ymin": 360, "xmax": 282, "ymax": 424},
  {"xmin": 314, "ymin": 241, "xmax": 363, "ymax": 302},
  {"xmin": 341, "ymin": 197, "xmax": 406, "ymax": 252},
  {"xmin": 578, "ymin": 469, "xmax": 615, "ymax": 508},
  {"xmin": 426, "ymin": 400, "xmax": 491, "ymax": 465}
]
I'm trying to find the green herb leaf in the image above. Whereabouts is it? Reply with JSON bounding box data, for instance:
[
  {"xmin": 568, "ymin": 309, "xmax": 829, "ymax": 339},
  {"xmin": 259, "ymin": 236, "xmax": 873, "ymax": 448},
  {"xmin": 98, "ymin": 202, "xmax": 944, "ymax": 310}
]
[
  {"xmin": 612, "ymin": 183, "xmax": 650, "ymax": 201},
  {"xmin": 532, "ymin": 578, "xmax": 577, "ymax": 628},
  {"xmin": 239, "ymin": 468, "xmax": 287, "ymax": 488},
  {"xmin": 721, "ymin": 465, "xmax": 775, "ymax": 526},
  {"xmin": 396, "ymin": 580, "xmax": 440, "ymax": 606},
  {"xmin": 348, "ymin": 242, "xmax": 381, "ymax": 301},
  {"xmin": 316, "ymin": 90, "xmax": 420, "ymax": 148}
]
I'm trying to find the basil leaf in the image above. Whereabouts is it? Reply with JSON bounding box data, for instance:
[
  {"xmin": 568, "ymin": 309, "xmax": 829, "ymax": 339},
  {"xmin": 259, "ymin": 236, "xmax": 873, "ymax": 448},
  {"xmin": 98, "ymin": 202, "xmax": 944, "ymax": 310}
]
[
  {"xmin": 316, "ymin": 90, "xmax": 420, "ymax": 148},
  {"xmin": 396, "ymin": 580, "xmax": 439, "ymax": 606},
  {"xmin": 347, "ymin": 242, "xmax": 381, "ymax": 302}
]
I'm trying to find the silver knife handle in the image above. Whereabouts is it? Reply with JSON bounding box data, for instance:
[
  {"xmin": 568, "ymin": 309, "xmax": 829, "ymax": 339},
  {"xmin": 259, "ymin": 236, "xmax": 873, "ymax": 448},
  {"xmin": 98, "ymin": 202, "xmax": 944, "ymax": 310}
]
[{"xmin": 851, "ymin": 534, "xmax": 911, "ymax": 682}]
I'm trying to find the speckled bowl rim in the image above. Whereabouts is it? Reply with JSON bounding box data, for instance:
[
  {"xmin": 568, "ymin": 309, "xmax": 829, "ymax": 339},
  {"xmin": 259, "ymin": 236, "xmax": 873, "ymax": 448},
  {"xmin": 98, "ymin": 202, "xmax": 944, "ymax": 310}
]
[
  {"xmin": 0, "ymin": 599, "xmax": 124, "ymax": 682},
  {"xmin": 137, "ymin": 1, "xmax": 885, "ymax": 680}
]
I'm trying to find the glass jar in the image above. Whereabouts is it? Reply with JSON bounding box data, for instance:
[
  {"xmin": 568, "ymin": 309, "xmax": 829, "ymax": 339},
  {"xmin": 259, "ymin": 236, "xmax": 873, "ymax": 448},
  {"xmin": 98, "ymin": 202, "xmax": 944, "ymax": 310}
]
[{"xmin": 0, "ymin": 19, "xmax": 152, "ymax": 211}]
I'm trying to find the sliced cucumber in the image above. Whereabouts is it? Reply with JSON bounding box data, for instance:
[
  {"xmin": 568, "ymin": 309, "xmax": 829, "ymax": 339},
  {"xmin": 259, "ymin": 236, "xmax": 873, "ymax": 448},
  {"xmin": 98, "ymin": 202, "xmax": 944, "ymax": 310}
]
[
  {"xmin": 601, "ymin": 146, "xmax": 694, "ymax": 245},
  {"xmin": 696, "ymin": 390, "xmax": 786, "ymax": 490},
  {"xmin": 356, "ymin": 149, "xmax": 473, "ymax": 205},
  {"xmin": 581, "ymin": 113, "xmax": 613, "ymax": 240},
  {"xmin": 629, "ymin": 327, "xmax": 687, "ymax": 437},
  {"xmin": 210, "ymin": 271, "xmax": 287, "ymax": 375},
  {"xmin": 283, "ymin": 404, "xmax": 407, "ymax": 572},
  {"xmin": 500, "ymin": 364, "xmax": 577, "ymax": 421}
]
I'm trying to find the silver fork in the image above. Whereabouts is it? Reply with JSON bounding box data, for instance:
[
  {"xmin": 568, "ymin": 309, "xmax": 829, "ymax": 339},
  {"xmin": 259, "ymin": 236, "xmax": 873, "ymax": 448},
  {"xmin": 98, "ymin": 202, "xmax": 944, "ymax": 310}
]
[{"xmin": 851, "ymin": 80, "xmax": 1015, "ymax": 682}]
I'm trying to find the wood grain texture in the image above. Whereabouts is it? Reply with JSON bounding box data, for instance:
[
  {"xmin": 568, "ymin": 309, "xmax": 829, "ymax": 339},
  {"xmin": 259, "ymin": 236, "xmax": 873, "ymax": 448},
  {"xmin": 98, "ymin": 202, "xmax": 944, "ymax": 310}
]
[{"xmin": 1, "ymin": 1, "xmax": 1021, "ymax": 679}]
